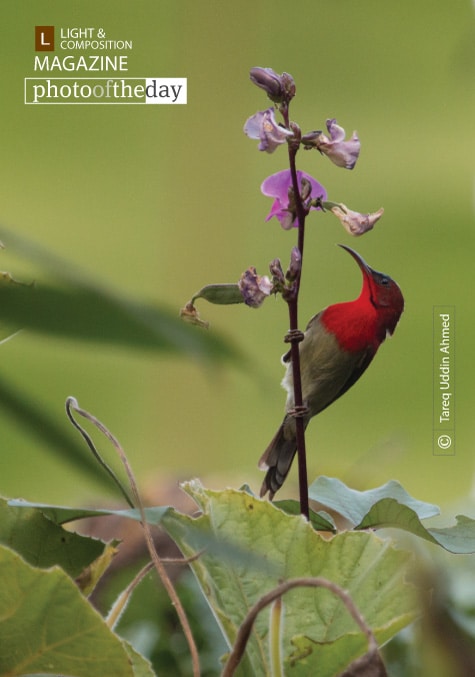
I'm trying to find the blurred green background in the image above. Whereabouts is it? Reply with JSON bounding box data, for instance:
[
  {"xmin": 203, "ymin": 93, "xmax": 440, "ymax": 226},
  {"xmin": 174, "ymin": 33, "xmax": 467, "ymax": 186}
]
[{"xmin": 0, "ymin": 0, "xmax": 474, "ymax": 510}]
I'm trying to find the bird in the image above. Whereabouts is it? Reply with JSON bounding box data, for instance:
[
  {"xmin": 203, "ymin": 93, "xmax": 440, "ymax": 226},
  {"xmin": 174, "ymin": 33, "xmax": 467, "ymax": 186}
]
[{"xmin": 259, "ymin": 244, "xmax": 404, "ymax": 499}]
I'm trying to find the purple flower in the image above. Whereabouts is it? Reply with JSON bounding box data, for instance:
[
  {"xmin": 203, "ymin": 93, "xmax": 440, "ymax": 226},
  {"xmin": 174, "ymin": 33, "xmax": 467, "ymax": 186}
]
[
  {"xmin": 261, "ymin": 169, "xmax": 327, "ymax": 229},
  {"xmin": 303, "ymin": 119, "xmax": 360, "ymax": 169},
  {"xmin": 238, "ymin": 267, "xmax": 273, "ymax": 308},
  {"xmin": 330, "ymin": 203, "xmax": 384, "ymax": 235},
  {"xmin": 249, "ymin": 67, "xmax": 284, "ymax": 101},
  {"xmin": 244, "ymin": 108, "xmax": 293, "ymax": 154},
  {"xmin": 249, "ymin": 67, "xmax": 296, "ymax": 104}
]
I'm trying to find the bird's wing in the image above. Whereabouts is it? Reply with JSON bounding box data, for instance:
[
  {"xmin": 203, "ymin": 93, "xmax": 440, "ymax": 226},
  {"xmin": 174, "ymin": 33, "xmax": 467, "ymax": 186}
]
[
  {"xmin": 296, "ymin": 312, "xmax": 377, "ymax": 416},
  {"xmin": 326, "ymin": 346, "xmax": 376, "ymax": 406}
]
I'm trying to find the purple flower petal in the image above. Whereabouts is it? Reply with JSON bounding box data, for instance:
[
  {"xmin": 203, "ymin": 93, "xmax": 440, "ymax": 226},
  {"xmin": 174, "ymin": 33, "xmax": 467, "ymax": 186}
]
[
  {"xmin": 306, "ymin": 119, "xmax": 361, "ymax": 169},
  {"xmin": 261, "ymin": 169, "xmax": 327, "ymax": 228},
  {"xmin": 244, "ymin": 108, "xmax": 293, "ymax": 153},
  {"xmin": 326, "ymin": 119, "xmax": 346, "ymax": 143},
  {"xmin": 238, "ymin": 267, "xmax": 273, "ymax": 307}
]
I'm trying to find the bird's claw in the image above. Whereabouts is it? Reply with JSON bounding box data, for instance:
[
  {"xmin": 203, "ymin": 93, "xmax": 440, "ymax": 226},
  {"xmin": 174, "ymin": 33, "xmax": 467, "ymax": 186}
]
[
  {"xmin": 284, "ymin": 329, "xmax": 305, "ymax": 344},
  {"xmin": 288, "ymin": 404, "xmax": 309, "ymax": 418}
]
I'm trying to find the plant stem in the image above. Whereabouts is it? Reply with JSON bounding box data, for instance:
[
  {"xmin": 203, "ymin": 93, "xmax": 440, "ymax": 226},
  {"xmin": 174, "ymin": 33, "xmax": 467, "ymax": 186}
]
[
  {"xmin": 269, "ymin": 596, "xmax": 284, "ymax": 677},
  {"xmin": 107, "ymin": 561, "xmax": 154, "ymax": 630},
  {"xmin": 66, "ymin": 398, "xmax": 201, "ymax": 677},
  {"xmin": 286, "ymin": 301, "xmax": 309, "ymax": 519},
  {"xmin": 282, "ymin": 106, "xmax": 310, "ymax": 519}
]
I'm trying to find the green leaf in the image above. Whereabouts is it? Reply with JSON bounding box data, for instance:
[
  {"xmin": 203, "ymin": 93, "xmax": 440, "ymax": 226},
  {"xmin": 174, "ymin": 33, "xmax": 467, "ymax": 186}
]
[
  {"xmin": 356, "ymin": 498, "xmax": 437, "ymax": 536},
  {"xmin": 161, "ymin": 481, "xmax": 419, "ymax": 677},
  {"xmin": 7, "ymin": 498, "xmax": 172, "ymax": 526},
  {"xmin": 0, "ymin": 269, "xmax": 27, "ymax": 343},
  {"xmin": 123, "ymin": 642, "xmax": 156, "ymax": 677},
  {"xmin": 8, "ymin": 499, "xmax": 268, "ymax": 571},
  {"xmin": 309, "ymin": 476, "xmax": 440, "ymax": 524},
  {"xmin": 287, "ymin": 633, "xmax": 375, "ymax": 676},
  {"xmin": 273, "ymin": 498, "xmax": 336, "ymax": 532},
  {"xmin": 308, "ymin": 478, "xmax": 475, "ymax": 554},
  {"xmin": 0, "ymin": 225, "xmax": 238, "ymax": 363},
  {"xmin": 357, "ymin": 500, "xmax": 475, "ymax": 554},
  {"xmin": 0, "ymin": 545, "xmax": 145, "ymax": 677},
  {"xmin": 76, "ymin": 541, "xmax": 120, "ymax": 595},
  {"xmin": 0, "ymin": 280, "xmax": 237, "ymax": 361},
  {"xmin": 428, "ymin": 514, "xmax": 475, "ymax": 553},
  {"xmin": 0, "ymin": 498, "xmax": 105, "ymax": 577}
]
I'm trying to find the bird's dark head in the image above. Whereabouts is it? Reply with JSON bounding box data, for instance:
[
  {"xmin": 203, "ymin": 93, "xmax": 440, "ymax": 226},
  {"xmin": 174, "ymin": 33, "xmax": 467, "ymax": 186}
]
[{"xmin": 339, "ymin": 244, "xmax": 404, "ymax": 336}]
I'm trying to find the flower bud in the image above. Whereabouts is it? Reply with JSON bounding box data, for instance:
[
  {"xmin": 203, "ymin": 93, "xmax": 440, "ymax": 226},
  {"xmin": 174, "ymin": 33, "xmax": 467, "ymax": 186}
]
[
  {"xmin": 280, "ymin": 72, "xmax": 296, "ymax": 101},
  {"xmin": 286, "ymin": 246, "xmax": 302, "ymax": 282},
  {"xmin": 269, "ymin": 258, "xmax": 286, "ymax": 294},
  {"xmin": 249, "ymin": 67, "xmax": 284, "ymax": 102},
  {"xmin": 249, "ymin": 67, "xmax": 295, "ymax": 104},
  {"xmin": 269, "ymin": 258, "xmax": 285, "ymax": 285},
  {"xmin": 299, "ymin": 177, "xmax": 312, "ymax": 202},
  {"xmin": 280, "ymin": 209, "xmax": 296, "ymax": 231},
  {"xmin": 287, "ymin": 122, "xmax": 302, "ymax": 151}
]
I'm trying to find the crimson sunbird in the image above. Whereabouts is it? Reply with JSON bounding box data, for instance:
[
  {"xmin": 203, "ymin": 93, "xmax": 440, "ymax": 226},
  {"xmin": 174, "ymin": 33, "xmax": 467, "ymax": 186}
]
[{"xmin": 259, "ymin": 245, "xmax": 404, "ymax": 498}]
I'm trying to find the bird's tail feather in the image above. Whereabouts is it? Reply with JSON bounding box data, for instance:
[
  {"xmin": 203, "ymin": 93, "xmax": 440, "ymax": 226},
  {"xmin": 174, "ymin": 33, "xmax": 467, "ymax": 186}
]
[{"xmin": 259, "ymin": 417, "xmax": 305, "ymax": 498}]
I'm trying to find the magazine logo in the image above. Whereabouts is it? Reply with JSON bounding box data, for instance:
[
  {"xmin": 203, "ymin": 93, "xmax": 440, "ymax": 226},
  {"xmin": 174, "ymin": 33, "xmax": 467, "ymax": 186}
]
[
  {"xmin": 24, "ymin": 78, "xmax": 187, "ymax": 105},
  {"xmin": 35, "ymin": 26, "xmax": 55, "ymax": 52},
  {"xmin": 28, "ymin": 25, "xmax": 188, "ymax": 105}
]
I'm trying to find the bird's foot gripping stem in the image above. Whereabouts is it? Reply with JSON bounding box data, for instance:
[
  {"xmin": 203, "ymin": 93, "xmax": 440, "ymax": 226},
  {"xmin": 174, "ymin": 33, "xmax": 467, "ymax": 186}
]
[
  {"xmin": 288, "ymin": 404, "xmax": 309, "ymax": 418},
  {"xmin": 284, "ymin": 328, "xmax": 305, "ymax": 344}
]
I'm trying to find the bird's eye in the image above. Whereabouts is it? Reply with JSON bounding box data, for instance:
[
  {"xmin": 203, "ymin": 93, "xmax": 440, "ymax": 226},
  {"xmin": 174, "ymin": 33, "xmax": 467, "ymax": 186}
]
[{"xmin": 380, "ymin": 277, "xmax": 390, "ymax": 286}]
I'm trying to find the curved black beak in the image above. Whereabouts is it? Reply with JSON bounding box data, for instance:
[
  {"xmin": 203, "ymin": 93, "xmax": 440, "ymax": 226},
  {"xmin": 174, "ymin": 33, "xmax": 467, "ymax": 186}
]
[{"xmin": 338, "ymin": 244, "xmax": 373, "ymax": 276}]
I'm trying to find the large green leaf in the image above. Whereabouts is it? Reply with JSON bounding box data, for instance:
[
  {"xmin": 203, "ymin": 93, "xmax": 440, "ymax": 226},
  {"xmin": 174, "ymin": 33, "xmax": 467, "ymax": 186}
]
[
  {"xmin": 0, "ymin": 498, "xmax": 104, "ymax": 577},
  {"xmin": 0, "ymin": 225, "xmax": 239, "ymax": 363},
  {"xmin": 428, "ymin": 515, "xmax": 475, "ymax": 553},
  {"xmin": 0, "ymin": 545, "xmax": 154, "ymax": 677},
  {"xmin": 0, "ymin": 278, "xmax": 236, "ymax": 361},
  {"xmin": 309, "ymin": 477, "xmax": 475, "ymax": 554},
  {"xmin": 8, "ymin": 498, "xmax": 171, "ymax": 527},
  {"xmin": 358, "ymin": 500, "xmax": 475, "ymax": 554},
  {"xmin": 309, "ymin": 476, "xmax": 440, "ymax": 523},
  {"xmin": 7, "ymin": 499, "xmax": 266, "ymax": 570},
  {"xmin": 161, "ymin": 482, "xmax": 419, "ymax": 677},
  {"xmin": 0, "ymin": 270, "xmax": 24, "ymax": 343},
  {"xmin": 9, "ymin": 487, "xmax": 421, "ymax": 675}
]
